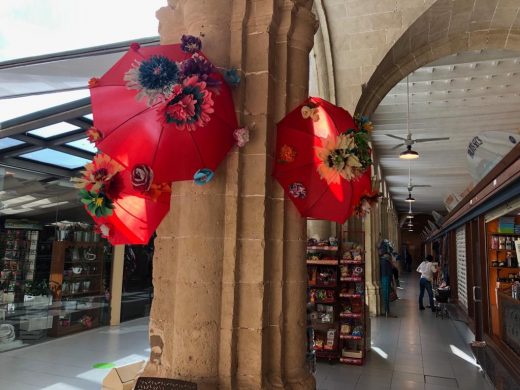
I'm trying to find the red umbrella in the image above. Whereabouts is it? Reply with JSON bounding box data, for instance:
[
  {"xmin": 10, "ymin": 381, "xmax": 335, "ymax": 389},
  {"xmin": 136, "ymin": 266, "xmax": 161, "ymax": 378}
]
[
  {"xmin": 75, "ymin": 154, "xmax": 170, "ymax": 245},
  {"xmin": 272, "ymin": 97, "xmax": 372, "ymax": 224},
  {"xmin": 89, "ymin": 38, "xmax": 238, "ymax": 183}
]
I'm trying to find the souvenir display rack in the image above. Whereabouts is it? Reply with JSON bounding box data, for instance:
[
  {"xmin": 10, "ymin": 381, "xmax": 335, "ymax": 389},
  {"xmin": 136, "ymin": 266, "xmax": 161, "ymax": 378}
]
[
  {"xmin": 306, "ymin": 219, "xmax": 367, "ymax": 365},
  {"xmin": 48, "ymin": 238, "xmax": 105, "ymax": 337},
  {"xmin": 339, "ymin": 224, "xmax": 366, "ymax": 365},
  {"xmin": 306, "ymin": 236, "xmax": 340, "ymax": 361}
]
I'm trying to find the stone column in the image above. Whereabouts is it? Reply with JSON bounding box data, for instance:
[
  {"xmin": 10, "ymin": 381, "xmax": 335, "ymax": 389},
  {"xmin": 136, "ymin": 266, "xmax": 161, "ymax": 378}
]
[
  {"xmin": 144, "ymin": 1, "xmax": 317, "ymax": 389},
  {"xmin": 365, "ymin": 199, "xmax": 382, "ymax": 317}
]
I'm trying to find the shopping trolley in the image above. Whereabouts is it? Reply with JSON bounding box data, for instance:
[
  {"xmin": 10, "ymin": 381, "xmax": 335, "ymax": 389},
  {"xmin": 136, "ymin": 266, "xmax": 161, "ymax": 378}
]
[{"xmin": 434, "ymin": 286, "xmax": 451, "ymax": 319}]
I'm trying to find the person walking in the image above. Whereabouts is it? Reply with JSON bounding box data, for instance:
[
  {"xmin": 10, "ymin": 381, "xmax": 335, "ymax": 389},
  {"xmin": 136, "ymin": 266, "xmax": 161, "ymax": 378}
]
[
  {"xmin": 379, "ymin": 240, "xmax": 397, "ymax": 318},
  {"xmin": 417, "ymin": 254, "xmax": 438, "ymax": 312}
]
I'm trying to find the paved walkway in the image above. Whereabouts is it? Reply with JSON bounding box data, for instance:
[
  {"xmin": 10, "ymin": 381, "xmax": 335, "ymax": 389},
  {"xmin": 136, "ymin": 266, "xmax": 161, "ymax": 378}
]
[
  {"xmin": 315, "ymin": 271, "xmax": 496, "ymax": 390},
  {"xmin": 0, "ymin": 271, "xmax": 496, "ymax": 389}
]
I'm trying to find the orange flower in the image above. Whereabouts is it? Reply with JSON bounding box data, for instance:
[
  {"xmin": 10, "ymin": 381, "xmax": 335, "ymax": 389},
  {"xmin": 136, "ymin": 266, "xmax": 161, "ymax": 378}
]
[
  {"xmin": 88, "ymin": 77, "xmax": 100, "ymax": 88},
  {"xmin": 149, "ymin": 183, "xmax": 172, "ymax": 201},
  {"xmin": 86, "ymin": 127, "xmax": 102, "ymax": 144},
  {"xmin": 279, "ymin": 144, "xmax": 297, "ymax": 163},
  {"xmin": 71, "ymin": 154, "xmax": 123, "ymax": 192}
]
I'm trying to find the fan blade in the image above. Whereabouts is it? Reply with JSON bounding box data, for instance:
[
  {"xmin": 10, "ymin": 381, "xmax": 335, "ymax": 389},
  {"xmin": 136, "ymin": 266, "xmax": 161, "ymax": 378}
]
[
  {"xmin": 411, "ymin": 185, "xmax": 432, "ymax": 188},
  {"xmin": 385, "ymin": 134, "xmax": 408, "ymax": 141},
  {"xmin": 414, "ymin": 137, "xmax": 450, "ymax": 143}
]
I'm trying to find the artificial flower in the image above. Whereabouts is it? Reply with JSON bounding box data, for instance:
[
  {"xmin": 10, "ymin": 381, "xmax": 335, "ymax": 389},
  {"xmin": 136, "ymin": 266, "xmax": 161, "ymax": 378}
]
[
  {"xmin": 131, "ymin": 164, "xmax": 154, "ymax": 192},
  {"xmin": 79, "ymin": 189, "xmax": 114, "ymax": 217},
  {"xmin": 164, "ymin": 76, "xmax": 215, "ymax": 131},
  {"xmin": 104, "ymin": 172, "xmax": 124, "ymax": 200},
  {"xmin": 353, "ymin": 190, "xmax": 381, "ymax": 217},
  {"xmin": 279, "ymin": 144, "xmax": 297, "ymax": 163},
  {"xmin": 193, "ymin": 168, "xmax": 214, "ymax": 185},
  {"xmin": 86, "ymin": 127, "xmax": 102, "ymax": 144},
  {"xmin": 149, "ymin": 183, "xmax": 172, "ymax": 201},
  {"xmin": 72, "ymin": 154, "xmax": 123, "ymax": 193},
  {"xmin": 179, "ymin": 53, "xmax": 220, "ymax": 92},
  {"xmin": 224, "ymin": 67, "xmax": 241, "ymax": 87},
  {"xmin": 233, "ymin": 127, "xmax": 249, "ymax": 147},
  {"xmin": 180, "ymin": 34, "xmax": 202, "ymax": 53},
  {"xmin": 315, "ymin": 133, "xmax": 362, "ymax": 184},
  {"xmin": 88, "ymin": 77, "xmax": 100, "ymax": 88},
  {"xmin": 124, "ymin": 55, "xmax": 180, "ymax": 105},
  {"xmin": 354, "ymin": 114, "xmax": 374, "ymax": 132},
  {"xmin": 289, "ymin": 182, "xmax": 307, "ymax": 199},
  {"xmin": 130, "ymin": 42, "xmax": 141, "ymax": 51},
  {"xmin": 95, "ymin": 223, "xmax": 113, "ymax": 239},
  {"xmin": 301, "ymin": 105, "xmax": 320, "ymax": 122}
]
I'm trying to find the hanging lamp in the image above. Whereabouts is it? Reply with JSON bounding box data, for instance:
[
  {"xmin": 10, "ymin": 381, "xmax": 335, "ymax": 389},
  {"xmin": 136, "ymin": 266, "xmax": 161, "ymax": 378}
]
[{"xmin": 399, "ymin": 75, "xmax": 419, "ymax": 160}]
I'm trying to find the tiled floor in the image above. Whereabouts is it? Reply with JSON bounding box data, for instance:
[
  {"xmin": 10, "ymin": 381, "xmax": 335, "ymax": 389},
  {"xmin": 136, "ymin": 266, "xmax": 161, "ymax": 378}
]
[
  {"xmin": 0, "ymin": 272, "xmax": 496, "ymax": 389},
  {"xmin": 315, "ymin": 271, "xmax": 496, "ymax": 390},
  {"xmin": 0, "ymin": 318, "xmax": 149, "ymax": 389}
]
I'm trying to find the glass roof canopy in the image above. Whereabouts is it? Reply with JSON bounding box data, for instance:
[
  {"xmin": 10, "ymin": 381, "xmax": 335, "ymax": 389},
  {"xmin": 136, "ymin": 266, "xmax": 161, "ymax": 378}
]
[{"xmin": 0, "ymin": 37, "xmax": 161, "ymax": 177}]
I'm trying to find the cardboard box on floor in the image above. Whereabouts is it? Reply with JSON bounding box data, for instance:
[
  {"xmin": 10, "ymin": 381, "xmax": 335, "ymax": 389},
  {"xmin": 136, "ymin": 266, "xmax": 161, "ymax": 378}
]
[{"xmin": 102, "ymin": 360, "xmax": 145, "ymax": 390}]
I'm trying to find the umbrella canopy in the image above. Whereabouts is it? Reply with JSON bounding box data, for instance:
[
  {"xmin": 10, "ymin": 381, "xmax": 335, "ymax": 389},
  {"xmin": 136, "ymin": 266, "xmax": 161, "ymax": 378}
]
[
  {"xmin": 74, "ymin": 154, "xmax": 170, "ymax": 245},
  {"xmin": 89, "ymin": 39, "xmax": 238, "ymax": 183},
  {"xmin": 273, "ymin": 97, "xmax": 372, "ymax": 224}
]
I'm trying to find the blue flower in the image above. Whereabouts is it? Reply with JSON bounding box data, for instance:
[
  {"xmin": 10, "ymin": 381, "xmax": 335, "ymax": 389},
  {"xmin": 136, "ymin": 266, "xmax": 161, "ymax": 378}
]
[
  {"xmin": 181, "ymin": 35, "xmax": 202, "ymax": 53},
  {"xmin": 137, "ymin": 55, "xmax": 179, "ymax": 91},
  {"xmin": 224, "ymin": 67, "xmax": 241, "ymax": 86},
  {"xmin": 193, "ymin": 168, "xmax": 214, "ymax": 185}
]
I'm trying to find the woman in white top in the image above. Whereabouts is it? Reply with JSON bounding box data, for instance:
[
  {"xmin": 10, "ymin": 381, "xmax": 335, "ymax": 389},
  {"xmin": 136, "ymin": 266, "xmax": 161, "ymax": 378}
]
[{"xmin": 417, "ymin": 255, "xmax": 438, "ymax": 311}]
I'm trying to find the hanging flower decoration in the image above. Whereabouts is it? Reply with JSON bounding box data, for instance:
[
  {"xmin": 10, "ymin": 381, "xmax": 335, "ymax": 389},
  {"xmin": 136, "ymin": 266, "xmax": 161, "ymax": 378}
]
[
  {"xmin": 179, "ymin": 53, "xmax": 221, "ymax": 92},
  {"xmin": 301, "ymin": 103, "xmax": 320, "ymax": 122},
  {"xmin": 88, "ymin": 77, "xmax": 100, "ymax": 88},
  {"xmin": 224, "ymin": 67, "xmax": 241, "ymax": 87},
  {"xmin": 131, "ymin": 164, "xmax": 154, "ymax": 192},
  {"xmin": 95, "ymin": 223, "xmax": 113, "ymax": 239},
  {"xmin": 124, "ymin": 55, "xmax": 180, "ymax": 105},
  {"xmin": 86, "ymin": 127, "xmax": 103, "ymax": 144},
  {"xmin": 289, "ymin": 182, "xmax": 307, "ymax": 199},
  {"xmin": 279, "ymin": 144, "xmax": 297, "ymax": 163},
  {"xmin": 79, "ymin": 189, "xmax": 115, "ymax": 217},
  {"xmin": 353, "ymin": 191, "xmax": 381, "ymax": 217},
  {"xmin": 234, "ymin": 127, "xmax": 250, "ymax": 147},
  {"xmin": 193, "ymin": 168, "xmax": 214, "ymax": 185},
  {"xmin": 315, "ymin": 134, "xmax": 363, "ymax": 184},
  {"xmin": 149, "ymin": 183, "xmax": 172, "ymax": 201},
  {"xmin": 164, "ymin": 76, "xmax": 215, "ymax": 131},
  {"xmin": 180, "ymin": 34, "xmax": 202, "ymax": 53},
  {"xmin": 72, "ymin": 154, "xmax": 124, "ymax": 217},
  {"xmin": 354, "ymin": 114, "xmax": 374, "ymax": 132}
]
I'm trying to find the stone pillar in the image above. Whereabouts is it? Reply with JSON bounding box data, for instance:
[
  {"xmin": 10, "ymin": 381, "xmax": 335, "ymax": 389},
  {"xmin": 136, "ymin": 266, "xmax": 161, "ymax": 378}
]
[
  {"xmin": 365, "ymin": 199, "xmax": 381, "ymax": 317},
  {"xmin": 144, "ymin": 1, "xmax": 317, "ymax": 389}
]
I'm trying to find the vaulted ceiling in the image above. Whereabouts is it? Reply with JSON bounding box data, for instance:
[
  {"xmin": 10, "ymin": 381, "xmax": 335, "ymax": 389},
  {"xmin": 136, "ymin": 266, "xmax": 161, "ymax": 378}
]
[{"xmin": 371, "ymin": 48, "xmax": 520, "ymax": 215}]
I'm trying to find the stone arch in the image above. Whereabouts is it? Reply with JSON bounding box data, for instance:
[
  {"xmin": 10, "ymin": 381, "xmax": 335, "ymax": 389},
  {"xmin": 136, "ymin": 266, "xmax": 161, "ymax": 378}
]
[
  {"xmin": 310, "ymin": 0, "xmax": 336, "ymax": 102},
  {"xmin": 356, "ymin": 0, "xmax": 520, "ymax": 115}
]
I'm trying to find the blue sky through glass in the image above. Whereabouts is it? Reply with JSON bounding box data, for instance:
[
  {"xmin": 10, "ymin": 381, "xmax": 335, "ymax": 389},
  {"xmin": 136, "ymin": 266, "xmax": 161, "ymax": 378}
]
[
  {"xmin": 66, "ymin": 138, "xmax": 97, "ymax": 153},
  {"xmin": 29, "ymin": 122, "xmax": 80, "ymax": 138},
  {"xmin": 20, "ymin": 148, "xmax": 90, "ymax": 169},
  {"xmin": 0, "ymin": 137, "xmax": 24, "ymax": 149}
]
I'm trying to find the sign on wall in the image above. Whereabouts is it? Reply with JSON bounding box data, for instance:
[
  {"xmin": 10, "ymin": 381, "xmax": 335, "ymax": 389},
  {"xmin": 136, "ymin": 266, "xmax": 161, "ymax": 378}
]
[{"xmin": 456, "ymin": 226, "xmax": 468, "ymax": 312}]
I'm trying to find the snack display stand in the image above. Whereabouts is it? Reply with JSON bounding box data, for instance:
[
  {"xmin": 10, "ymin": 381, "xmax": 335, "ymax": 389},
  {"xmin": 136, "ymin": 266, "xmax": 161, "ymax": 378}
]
[{"xmin": 306, "ymin": 219, "xmax": 367, "ymax": 365}]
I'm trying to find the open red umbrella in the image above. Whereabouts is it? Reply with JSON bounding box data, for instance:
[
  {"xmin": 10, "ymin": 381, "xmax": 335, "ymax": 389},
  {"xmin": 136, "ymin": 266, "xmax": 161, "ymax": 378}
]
[
  {"xmin": 89, "ymin": 37, "xmax": 238, "ymax": 183},
  {"xmin": 272, "ymin": 97, "xmax": 372, "ymax": 224},
  {"xmin": 74, "ymin": 154, "xmax": 170, "ymax": 245}
]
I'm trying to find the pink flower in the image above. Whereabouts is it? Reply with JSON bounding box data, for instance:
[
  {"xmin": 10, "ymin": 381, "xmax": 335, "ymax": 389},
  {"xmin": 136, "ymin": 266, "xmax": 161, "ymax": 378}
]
[
  {"xmin": 233, "ymin": 127, "xmax": 250, "ymax": 147},
  {"xmin": 131, "ymin": 164, "xmax": 154, "ymax": 192},
  {"xmin": 165, "ymin": 94, "xmax": 197, "ymax": 123}
]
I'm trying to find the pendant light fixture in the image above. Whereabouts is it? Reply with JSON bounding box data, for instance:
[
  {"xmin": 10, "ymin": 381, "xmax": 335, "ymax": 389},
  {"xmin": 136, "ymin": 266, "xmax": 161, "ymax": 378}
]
[
  {"xmin": 406, "ymin": 203, "xmax": 414, "ymax": 219},
  {"xmin": 405, "ymin": 163, "xmax": 416, "ymax": 202},
  {"xmin": 399, "ymin": 75, "xmax": 419, "ymax": 160}
]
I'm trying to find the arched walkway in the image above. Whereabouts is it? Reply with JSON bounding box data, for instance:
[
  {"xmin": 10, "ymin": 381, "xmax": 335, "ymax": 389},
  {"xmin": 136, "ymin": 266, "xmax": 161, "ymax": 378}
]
[{"xmin": 315, "ymin": 270, "xmax": 495, "ymax": 390}]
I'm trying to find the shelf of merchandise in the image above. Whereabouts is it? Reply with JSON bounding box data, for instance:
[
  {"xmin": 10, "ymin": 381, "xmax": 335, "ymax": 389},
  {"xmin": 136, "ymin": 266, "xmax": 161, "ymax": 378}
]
[
  {"xmin": 338, "ymin": 222, "xmax": 366, "ymax": 366},
  {"xmin": 306, "ymin": 260, "xmax": 338, "ymax": 266},
  {"xmin": 48, "ymin": 239, "xmax": 105, "ymax": 337},
  {"xmin": 306, "ymin": 238, "xmax": 340, "ymax": 362}
]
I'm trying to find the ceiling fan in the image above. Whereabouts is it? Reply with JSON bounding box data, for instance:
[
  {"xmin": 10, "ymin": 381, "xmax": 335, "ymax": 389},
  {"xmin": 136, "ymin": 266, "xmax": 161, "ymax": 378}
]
[{"xmin": 386, "ymin": 75, "xmax": 450, "ymax": 159}]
